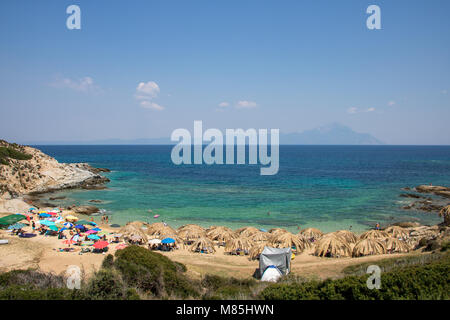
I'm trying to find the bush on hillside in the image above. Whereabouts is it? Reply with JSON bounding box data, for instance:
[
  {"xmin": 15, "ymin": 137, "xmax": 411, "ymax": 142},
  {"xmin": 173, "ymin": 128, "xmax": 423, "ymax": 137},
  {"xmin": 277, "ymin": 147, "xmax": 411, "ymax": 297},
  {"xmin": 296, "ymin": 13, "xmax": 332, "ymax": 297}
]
[{"xmin": 113, "ymin": 245, "xmax": 198, "ymax": 298}]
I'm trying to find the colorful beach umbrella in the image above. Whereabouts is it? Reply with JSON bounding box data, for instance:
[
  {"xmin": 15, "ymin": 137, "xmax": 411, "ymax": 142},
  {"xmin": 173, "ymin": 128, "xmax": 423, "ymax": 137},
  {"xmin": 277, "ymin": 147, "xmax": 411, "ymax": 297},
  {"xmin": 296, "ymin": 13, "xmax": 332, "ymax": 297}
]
[
  {"xmin": 39, "ymin": 213, "xmax": 52, "ymax": 218},
  {"xmin": 65, "ymin": 215, "xmax": 78, "ymax": 221},
  {"xmin": 93, "ymin": 241, "xmax": 109, "ymax": 249},
  {"xmin": 8, "ymin": 223, "xmax": 26, "ymax": 230},
  {"xmin": 88, "ymin": 234, "xmax": 100, "ymax": 240},
  {"xmin": 85, "ymin": 230, "xmax": 97, "ymax": 234},
  {"xmin": 161, "ymin": 237, "xmax": 175, "ymax": 244},
  {"xmin": 49, "ymin": 225, "xmax": 58, "ymax": 231},
  {"xmin": 39, "ymin": 220, "xmax": 55, "ymax": 226},
  {"xmin": 64, "ymin": 222, "xmax": 73, "ymax": 228},
  {"xmin": 116, "ymin": 244, "xmax": 128, "ymax": 250},
  {"xmin": 148, "ymin": 238, "xmax": 161, "ymax": 244}
]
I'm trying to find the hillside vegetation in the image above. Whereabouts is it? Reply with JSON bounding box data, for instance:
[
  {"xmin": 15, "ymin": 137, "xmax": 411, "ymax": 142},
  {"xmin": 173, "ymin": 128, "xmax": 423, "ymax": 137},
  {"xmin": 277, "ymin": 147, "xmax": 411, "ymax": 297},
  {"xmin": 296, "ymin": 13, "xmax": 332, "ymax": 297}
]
[{"xmin": 0, "ymin": 246, "xmax": 448, "ymax": 300}]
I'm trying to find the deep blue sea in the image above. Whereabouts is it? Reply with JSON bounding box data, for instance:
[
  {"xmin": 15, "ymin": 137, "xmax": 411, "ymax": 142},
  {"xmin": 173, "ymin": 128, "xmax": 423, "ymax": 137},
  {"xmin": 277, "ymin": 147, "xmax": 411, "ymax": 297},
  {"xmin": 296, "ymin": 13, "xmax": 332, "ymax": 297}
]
[{"xmin": 34, "ymin": 145, "xmax": 450, "ymax": 232}]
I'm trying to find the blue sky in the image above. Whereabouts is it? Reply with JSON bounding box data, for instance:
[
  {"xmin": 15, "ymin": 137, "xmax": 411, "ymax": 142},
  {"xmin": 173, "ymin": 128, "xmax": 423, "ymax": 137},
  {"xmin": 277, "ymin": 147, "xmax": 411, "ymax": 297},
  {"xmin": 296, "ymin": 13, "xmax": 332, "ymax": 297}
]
[{"xmin": 0, "ymin": 0, "xmax": 449, "ymax": 144}]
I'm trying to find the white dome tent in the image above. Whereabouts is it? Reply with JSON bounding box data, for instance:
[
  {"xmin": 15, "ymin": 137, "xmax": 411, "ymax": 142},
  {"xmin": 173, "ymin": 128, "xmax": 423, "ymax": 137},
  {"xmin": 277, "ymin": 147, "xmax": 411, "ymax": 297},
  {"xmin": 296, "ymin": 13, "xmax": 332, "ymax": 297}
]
[{"xmin": 258, "ymin": 246, "xmax": 291, "ymax": 282}]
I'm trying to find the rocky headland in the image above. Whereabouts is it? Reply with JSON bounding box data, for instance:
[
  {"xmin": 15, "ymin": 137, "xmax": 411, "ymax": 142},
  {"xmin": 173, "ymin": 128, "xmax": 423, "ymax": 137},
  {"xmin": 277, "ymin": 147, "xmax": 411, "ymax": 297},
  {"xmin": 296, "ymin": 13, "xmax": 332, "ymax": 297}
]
[{"xmin": 0, "ymin": 140, "xmax": 109, "ymax": 213}]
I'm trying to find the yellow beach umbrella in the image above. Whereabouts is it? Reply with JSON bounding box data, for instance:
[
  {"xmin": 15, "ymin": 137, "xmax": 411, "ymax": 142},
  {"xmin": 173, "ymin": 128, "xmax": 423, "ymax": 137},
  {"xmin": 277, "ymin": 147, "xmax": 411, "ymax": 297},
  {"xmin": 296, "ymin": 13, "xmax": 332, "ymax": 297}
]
[{"xmin": 65, "ymin": 215, "xmax": 79, "ymax": 221}]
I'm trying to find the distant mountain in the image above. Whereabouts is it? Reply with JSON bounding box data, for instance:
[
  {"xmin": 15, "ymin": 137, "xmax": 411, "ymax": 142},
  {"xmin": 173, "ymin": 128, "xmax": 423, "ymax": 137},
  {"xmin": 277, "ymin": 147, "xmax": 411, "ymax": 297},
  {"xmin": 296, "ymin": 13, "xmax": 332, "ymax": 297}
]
[
  {"xmin": 20, "ymin": 123, "xmax": 383, "ymax": 145},
  {"xmin": 280, "ymin": 123, "xmax": 384, "ymax": 145}
]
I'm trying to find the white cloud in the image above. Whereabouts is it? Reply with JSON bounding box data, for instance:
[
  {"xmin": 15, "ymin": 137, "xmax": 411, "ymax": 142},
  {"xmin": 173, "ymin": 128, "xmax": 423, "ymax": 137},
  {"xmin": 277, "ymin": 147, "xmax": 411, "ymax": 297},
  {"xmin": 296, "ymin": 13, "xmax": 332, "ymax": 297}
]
[
  {"xmin": 136, "ymin": 81, "xmax": 160, "ymax": 98},
  {"xmin": 218, "ymin": 102, "xmax": 230, "ymax": 107},
  {"xmin": 50, "ymin": 76, "xmax": 99, "ymax": 93},
  {"xmin": 135, "ymin": 81, "xmax": 164, "ymax": 111},
  {"xmin": 347, "ymin": 107, "xmax": 358, "ymax": 114},
  {"xmin": 140, "ymin": 101, "xmax": 164, "ymax": 111},
  {"xmin": 236, "ymin": 100, "xmax": 257, "ymax": 108},
  {"xmin": 387, "ymin": 100, "xmax": 396, "ymax": 106},
  {"xmin": 441, "ymin": 90, "xmax": 448, "ymax": 95},
  {"xmin": 367, "ymin": 107, "xmax": 375, "ymax": 112}
]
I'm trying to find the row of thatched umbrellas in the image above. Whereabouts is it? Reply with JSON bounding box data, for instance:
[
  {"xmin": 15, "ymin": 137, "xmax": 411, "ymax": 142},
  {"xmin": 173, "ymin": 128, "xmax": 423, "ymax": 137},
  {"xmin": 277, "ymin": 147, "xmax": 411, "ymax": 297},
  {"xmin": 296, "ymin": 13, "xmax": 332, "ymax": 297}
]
[{"xmin": 117, "ymin": 222, "xmax": 413, "ymax": 258}]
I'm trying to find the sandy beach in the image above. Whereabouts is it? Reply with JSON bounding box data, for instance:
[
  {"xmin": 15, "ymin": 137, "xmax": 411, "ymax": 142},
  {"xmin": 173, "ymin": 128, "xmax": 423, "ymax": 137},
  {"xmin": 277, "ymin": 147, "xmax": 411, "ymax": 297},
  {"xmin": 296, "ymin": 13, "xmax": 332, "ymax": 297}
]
[{"xmin": 0, "ymin": 210, "xmax": 417, "ymax": 281}]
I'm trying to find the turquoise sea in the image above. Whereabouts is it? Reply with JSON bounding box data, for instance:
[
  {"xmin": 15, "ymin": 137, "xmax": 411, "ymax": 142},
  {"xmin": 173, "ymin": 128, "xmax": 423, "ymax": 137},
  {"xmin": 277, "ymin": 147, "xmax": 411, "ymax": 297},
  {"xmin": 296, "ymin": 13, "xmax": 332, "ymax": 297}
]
[{"xmin": 33, "ymin": 145, "xmax": 450, "ymax": 232}]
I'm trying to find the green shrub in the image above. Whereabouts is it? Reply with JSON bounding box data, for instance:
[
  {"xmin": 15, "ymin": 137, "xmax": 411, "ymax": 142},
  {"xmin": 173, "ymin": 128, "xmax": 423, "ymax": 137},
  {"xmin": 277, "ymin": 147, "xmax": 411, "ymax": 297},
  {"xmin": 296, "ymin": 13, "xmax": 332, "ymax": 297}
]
[
  {"xmin": 260, "ymin": 257, "xmax": 450, "ymax": 300},
  {"xmin": 101, "ymin": 254, "xmax": 115, "ymax": 269},
  {"xmin": 201, "ymin": 274, "xmax": 258, "ymax": 299},
  {"xmin": 0, "ymin": 146, "xmax": 32, "ymax": 165},
  {"xmin": 85, "ymin": 269, "xmax": 126, "ymax": 300},
  {"xmin": 113, "ymin": 245, "xmax": 198, "ymax": 298}
]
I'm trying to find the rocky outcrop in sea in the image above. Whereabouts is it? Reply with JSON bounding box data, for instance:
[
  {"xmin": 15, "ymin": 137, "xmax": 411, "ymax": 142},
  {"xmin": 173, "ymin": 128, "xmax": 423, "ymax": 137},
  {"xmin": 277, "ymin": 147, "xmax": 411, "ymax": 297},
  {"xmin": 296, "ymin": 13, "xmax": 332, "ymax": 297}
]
[{"xmin": 0, "ymin": 140, "xmax": 109, "ymax": 200}]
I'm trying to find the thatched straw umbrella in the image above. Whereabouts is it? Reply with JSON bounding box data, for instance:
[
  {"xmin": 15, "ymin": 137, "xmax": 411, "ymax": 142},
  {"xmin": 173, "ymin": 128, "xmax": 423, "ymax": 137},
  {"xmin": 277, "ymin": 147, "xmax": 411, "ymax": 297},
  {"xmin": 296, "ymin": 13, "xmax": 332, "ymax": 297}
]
[
  {"xmin": 225, "ymin": 237, "xmax": 253, "ymax": 255},
  {"xmin": 314, "ymin": 235, "xmax": 352, "ymax": 258},
  {"xmin": 439, "ymin": 205, "xmax": 450, "ymax": 226},
  {"xmin": 300, "ymin": 228, "xmax": 323, "ymax": 240},
  {"xmin": 328, "ymin": 230, "xmax": 358, "ymax": 243},
  {"xmin": 384, "ymin": 226, "xmax": 409, "ymax": 239},
  {"xmin": 268, "ymin": 228, "xmax": 288, "ymax": 235},
  {"xmin": 126, "ymin": 221, "xmax": 150, "ymax": 230},
  {"xmin": 119, "ymin": 225, "xmax": 148, "ymax": 244},
  {"xmin": 385, "ymin": 237, "xmax": 410, "ymax": 253},
  {"xmin": 352, "ymin": 238, "xmax": 386, "ymax": 257},
  {"xmin": 249, "ymin": 243, "xmax": 267, "ymax": 260},
  {"xmin": 147, "ymin": 222, "xmax": 165, "ymax": 232},
  {"xmin": 147, "ymin": 225, "xmax": 177, "ymax": 239},
  {"xmin": 189, "ymin": 237, "xmax": 216, "ymax": 254},
  {"xmin": 235, "ymin": 226, "xmax": 260, "ymax": 237},
  {"xmin": 178, "ymin": 224, "xmax": 205, "ymax": 233},
  {"xmin": 268, "ymin": 232, "xmax": 309, "ymax": 253},
  {"xmin": 359, "ymin": 230, "xmax": 389, "ymax": 240},
  {"xmin": 206, "ymin": 227, "xmax": 237, "ymax": 245},
  {"xmin": 178, "ymin": 227, "xmax": 206, "ymax": 243},
  {"xmin": 206, "ymin": 225, "xmax": 232, "ymax": 233},
  {"xmin": 249, "ymin": 232, "xmax": 270, "ymax": 243}
]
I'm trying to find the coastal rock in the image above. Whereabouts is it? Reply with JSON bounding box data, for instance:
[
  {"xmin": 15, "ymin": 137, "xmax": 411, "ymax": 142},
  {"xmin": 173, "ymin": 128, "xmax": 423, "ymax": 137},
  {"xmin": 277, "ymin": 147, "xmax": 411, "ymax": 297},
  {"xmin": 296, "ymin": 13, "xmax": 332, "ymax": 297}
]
[
  {"xmin": 415, "ymin": 185, "xmax": 450, "ymax": 198},
  {"xmin": 49, "ymin": 196, "xmax": 66, "ymax": 200},
  {"xmin": 415, "ymin": 185, "xmax": 450, "ymax": 193},
  {"xmin": 392, "ymin": 221, "xmax": 421, "ymax": 228},
  {"xmin": 0, "ymin": 140, "xmax": 109, "ymax": 199},
  {"xmin": 72, "ymin": 205, "xmax": 100, "ymax": 215},
  {"xmin": 399, "ymin": 193, "xmax": 422, "ymax": 199},
  {"xmin": 89, "ymin": 199, "xmax": 103, "ymax": 203}
]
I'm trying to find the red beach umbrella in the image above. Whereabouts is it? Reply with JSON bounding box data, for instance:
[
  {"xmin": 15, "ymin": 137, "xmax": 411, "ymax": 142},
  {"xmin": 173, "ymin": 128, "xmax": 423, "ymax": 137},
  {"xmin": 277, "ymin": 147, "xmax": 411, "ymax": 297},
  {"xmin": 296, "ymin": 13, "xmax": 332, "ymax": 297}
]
[{"xmin": 93, "ymin": 241, "xmax": 109, "ymax": 249}]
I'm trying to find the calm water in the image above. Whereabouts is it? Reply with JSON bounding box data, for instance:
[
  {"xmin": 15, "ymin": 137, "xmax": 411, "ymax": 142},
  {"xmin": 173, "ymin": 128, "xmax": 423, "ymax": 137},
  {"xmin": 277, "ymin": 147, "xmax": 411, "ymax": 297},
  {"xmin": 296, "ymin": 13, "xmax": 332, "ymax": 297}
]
[{"xmin": 33, "ymin": 145, "xmax": 450, "ymax": 232}]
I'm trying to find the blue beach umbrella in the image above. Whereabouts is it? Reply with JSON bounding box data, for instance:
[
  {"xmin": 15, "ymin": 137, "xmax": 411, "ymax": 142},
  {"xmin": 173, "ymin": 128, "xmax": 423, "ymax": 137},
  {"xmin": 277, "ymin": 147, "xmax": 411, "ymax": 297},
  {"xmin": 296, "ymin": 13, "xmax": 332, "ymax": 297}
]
[
  {"xmin": 39, "ymin": 213, "xmax": 52, "ymax": 218},
  {"xmin": 161, "ymin": 238, "xmax": 175, "ymax": 244},
  {"xmin": 87, "ymin": 234, "xmax": 100, "ymax": 240},
  {"xmin": 59, "ymin": 227, "xmax": 67, "ymax": 232},
  {"xmin": 64, "ymin": 222, "xmax": 73, "ymax": 228},
  {"xmin": 259, "ymin": 228, "xmax": 268, "ymax": 232},
  {"xmin": 92, "ymin": 227, "xmax": 101, "ymax": 231},
  {"xmin": 49, "ymin": 225, "xmax": 58, "ymax": 231},
  {"xmin": 39, "ymin": 220, "xmax": 55, "ymax": 226},
  {"xmin": 8, "ymin": 223, "xmax": 26, "ymax": 230},
  {"xmin": 75, "ymin": 225, "xmax": 84, "ymax": 229}
]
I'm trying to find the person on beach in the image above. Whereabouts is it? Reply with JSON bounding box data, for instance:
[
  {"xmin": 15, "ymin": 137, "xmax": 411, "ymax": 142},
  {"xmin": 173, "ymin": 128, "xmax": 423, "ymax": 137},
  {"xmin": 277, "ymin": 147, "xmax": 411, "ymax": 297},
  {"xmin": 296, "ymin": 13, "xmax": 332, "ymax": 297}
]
[
  {"xmin": 375, "ymin": 223, "xmax": 380, "ymax": 230},
  {"xmin": 32, "ymin": 221, "xmax": 36, "ymax": 233}
]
